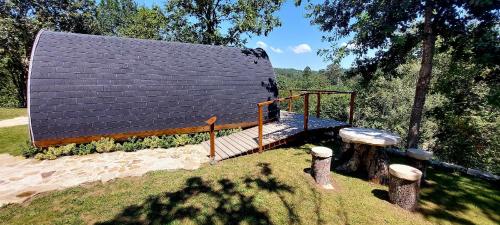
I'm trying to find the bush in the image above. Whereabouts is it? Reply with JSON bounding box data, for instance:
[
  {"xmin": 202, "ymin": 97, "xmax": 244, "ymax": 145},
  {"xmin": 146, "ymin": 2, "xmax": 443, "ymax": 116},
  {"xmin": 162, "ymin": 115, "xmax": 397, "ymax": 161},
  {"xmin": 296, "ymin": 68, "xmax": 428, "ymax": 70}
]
[
  {"xmin": 26, "ymin": 129, "xmax": 242, "ymax": 160},
  {"xmin": 173, "ymin": 134, "xmax": 191, "ymax": 147},
  {"xmin": 123, "ymin": 137, "xmax": 144, "ymax": 152},
  {"xmin": 74, "ymin": 143, "xmax": 96, "ymax": 155},
  {"xmin": 159, "ymin": 135, "xmax": 176, "ymax": 148},
  {"xmin": 21, "ymin": 141, "xmax": 41, "ymax": 158},
  {"xmin": 34, "ymin": 144, "xmax": 76, "ymax": 160},
  {"xmin": 92, "ymin": 137, "xmax": 116, "ymax": 153},
  {"xmin": 143, "ymin": 136, "xmax": 162, "ymax": 149}
]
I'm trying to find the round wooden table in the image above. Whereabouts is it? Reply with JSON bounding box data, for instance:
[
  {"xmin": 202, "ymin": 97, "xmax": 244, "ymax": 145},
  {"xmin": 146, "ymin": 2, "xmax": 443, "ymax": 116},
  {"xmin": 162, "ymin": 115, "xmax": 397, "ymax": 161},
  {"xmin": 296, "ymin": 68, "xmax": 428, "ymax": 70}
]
[{"xmin": 336, "ymin": 127, "xmax": 401, "ymax": 184}]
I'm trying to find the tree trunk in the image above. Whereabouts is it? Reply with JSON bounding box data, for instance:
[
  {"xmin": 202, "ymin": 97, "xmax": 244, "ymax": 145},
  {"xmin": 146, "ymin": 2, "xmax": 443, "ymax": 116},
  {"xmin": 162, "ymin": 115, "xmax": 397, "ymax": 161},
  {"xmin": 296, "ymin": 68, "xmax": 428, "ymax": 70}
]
[
  {"xmin": 407, "ymin": 2, "xmax": 436, "ymax": 148},
  {"xmin": 389, "ymin": 175, "xmax": 421, "ymax": 211},
  {"xmin": 364, "ymin": 146, "xmax": 389, "ymax": 184}
]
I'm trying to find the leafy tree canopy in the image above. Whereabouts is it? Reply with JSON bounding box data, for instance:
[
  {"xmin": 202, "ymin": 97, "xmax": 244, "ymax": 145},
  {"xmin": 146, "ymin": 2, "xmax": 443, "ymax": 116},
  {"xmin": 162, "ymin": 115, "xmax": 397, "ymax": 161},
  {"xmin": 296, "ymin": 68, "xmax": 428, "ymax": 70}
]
[
  {"xmin": 165, "ymin": 0, "xmax": 285, "ymax": 46},
  {"xmin": 305, "ymin": 0, "xmax": 499, "ymax": 80},
  {"xmin": 0, "ymin": 0, "xmax": 99, "ymax": 107}
]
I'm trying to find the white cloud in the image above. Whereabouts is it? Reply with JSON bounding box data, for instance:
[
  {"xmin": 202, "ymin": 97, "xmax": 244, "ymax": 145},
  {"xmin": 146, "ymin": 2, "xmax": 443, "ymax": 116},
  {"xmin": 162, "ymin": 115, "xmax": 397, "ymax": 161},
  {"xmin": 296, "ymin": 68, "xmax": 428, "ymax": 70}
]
[
  {"xmin": 270, "ymin": 46, "xmax": 283, "ymax": 53},
  {"xmin": 256, "ymin": 41, "xmax": 267, "ymax": 49},
  {"xmin": 291, "ymin": 43, "xmax": 312, "ymax": 54}
]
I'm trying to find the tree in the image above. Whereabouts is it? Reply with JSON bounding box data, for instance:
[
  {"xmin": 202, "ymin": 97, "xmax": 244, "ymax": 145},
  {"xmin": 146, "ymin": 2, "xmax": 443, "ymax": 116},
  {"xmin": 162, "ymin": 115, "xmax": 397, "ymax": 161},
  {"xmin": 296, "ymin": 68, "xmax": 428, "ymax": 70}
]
[
  {"xmin": 118, "ymin": 6, "xmax": 168, "ymax": 40},
  {"xmin": 303, "ymin": 66, "xmax": 312, "ymax": 78},
  {"xmin": 164, "ymin": 0, "xmax": 285, "ymax": 46},
  {"xmin": 323, "ymin": 63, "xmax": 344, "ymax": 85},
  {"xmin": 304, "ymin": 0, "xmax": 499, "ymax": 148},
  {"xmin": 96, "ymin": 0, "xmax": 137, "ymax": 36},
  {"xmin": 0, "ymin": 0, "xmax": 99, "ymax": 107}
]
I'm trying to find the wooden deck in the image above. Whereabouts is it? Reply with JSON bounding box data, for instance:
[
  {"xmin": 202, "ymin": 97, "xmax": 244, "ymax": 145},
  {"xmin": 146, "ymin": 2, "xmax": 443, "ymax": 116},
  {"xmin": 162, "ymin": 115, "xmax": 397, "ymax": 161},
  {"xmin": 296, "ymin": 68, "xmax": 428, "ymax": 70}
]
[{"xmin": 201, "ymin": 111, "xmax": 348, "ymax": 161}]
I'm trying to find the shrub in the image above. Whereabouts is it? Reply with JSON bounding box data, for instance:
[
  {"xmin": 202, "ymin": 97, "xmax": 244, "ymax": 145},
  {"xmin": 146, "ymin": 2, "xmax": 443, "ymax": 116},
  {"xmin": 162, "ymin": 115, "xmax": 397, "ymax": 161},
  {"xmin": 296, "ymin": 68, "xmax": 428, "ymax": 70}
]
[
  {"xmin": 189, "ymin": 132, "xmax": 210, "ymax": 144},
  {"xmin": 74, "ymin": 143, "xmax": 96, "ymax": 155},
  {"xmin": 173, "ymin": 134, "xmax": 190, "ymax": 147},
  {"xmin": 123, "ymin": 137, "xmax": 144, "ymax": 152},
  {"xmin": 159, "ymin": 135, "xmax": 176, "ymax": 148},
  {"xmin": 27, "ymin": 128, "xmax": 242, "ymax": 160},
  {"xmin": 92, "ymin": 137, "xmax": 116, "ymax": 153},
  {"xmin": 21, "ymin": 141, "xmax": 41, "ymax": 158},
  {"xmin": 34, "ymin": 144, "xmax": 76, "ymax": 160},
  {"xmin": 143, "ymin": 136, "xmax": 162, "ymax": 149}
]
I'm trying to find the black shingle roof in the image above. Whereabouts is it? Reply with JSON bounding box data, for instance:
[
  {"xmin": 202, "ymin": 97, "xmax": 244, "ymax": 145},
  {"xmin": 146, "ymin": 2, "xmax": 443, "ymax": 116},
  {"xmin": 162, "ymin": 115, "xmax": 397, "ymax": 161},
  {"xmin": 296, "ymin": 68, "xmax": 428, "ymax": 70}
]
[{"xmin": 28, "ymin": 30, "xmax": 277, "ymax": 145}]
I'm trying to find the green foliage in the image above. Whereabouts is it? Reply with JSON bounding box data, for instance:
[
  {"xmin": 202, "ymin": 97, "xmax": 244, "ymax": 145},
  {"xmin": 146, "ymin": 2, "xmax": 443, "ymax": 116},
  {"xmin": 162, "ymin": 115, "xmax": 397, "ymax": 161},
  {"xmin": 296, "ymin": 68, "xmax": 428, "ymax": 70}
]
[
  {"xmin": 21, "ymin": 141, "xmax": 41, "ymax": 158},
  {"xmin": 117, "ymin": 6, "xmax": 167, "ymax": 40},
  {"xmin": 28, "ymin": 129, "xmax": 242, "ymax": 160},
  {"xmin": 122, "ymin": 137, "xmax": 144, "ymax": 152},
  {"xmin": 34, "ymin": 144, "xmax": 77, "ymax": 160},
  {"xmin": 96, "ymin": 0, "xmax": 167, "ymax": 40},
  {"xmin": 305, "ymin": 0, "xmax": 498, "ymax": 78},
  {"xmin": 142, "ymin": 136, "xmax": 162, "ymax": 149},
  {"xmin": 0, "ymin": 0, "xmax": 100, "ymax": 107},
  {"xmin": 74, "ymin": 143, "xmax": 96, "ymax": 155},
  {"xmin": 165, "ymin": 0, "xmax": 285, "ymax": 46},
  {"xmin": 92, "ymin": 137, "xmax": 116, "ymax": 153},
  {"xmin": 430, "ymin": 54, "xmax": 499, "ymax": 173},
  {"xmin": 96, "ymin": 0, "xmax": 137, "ymax": 35}
]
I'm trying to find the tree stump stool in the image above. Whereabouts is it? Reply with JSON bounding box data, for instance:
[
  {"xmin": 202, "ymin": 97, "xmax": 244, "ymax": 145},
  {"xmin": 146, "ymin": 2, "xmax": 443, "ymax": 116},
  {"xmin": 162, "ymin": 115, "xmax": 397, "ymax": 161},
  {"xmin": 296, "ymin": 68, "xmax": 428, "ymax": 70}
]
[
  {"xmin": 336, "ymin": 127, "xmax": 401, "ymax": 185},
  {"xmin": 388, "ymin": 164, "xmax": 422, "ymax": 211},
  {"xmin": 311, "ymin": 147, "xmax": 334, "ymax": 189},
  {"xmin": 406, "ymin": 148, "xmax": 433, "ymax": 181}
]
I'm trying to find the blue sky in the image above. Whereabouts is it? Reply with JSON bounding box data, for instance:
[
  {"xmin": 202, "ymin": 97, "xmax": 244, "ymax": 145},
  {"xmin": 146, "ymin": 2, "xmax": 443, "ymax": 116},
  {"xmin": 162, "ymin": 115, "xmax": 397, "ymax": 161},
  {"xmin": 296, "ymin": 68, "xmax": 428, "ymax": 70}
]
[{"xmin": 135, "ymin": 0, "xmax": 355, "ymax": 70}]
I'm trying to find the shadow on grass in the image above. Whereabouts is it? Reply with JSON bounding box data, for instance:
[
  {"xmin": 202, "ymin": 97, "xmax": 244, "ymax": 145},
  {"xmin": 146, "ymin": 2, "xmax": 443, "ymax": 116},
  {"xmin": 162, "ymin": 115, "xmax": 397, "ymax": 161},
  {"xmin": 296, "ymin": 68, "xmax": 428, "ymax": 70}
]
[
  {"xmin": 418, "ymin": 169, "xmax": 500, "ymax": 225},
  {"xmin": 97, "ymin": 163, "xmax": 297, "ymax": 225},
  {"xmin": 302, "ymin": 136, "xmax": 499, "ymax": 224}
]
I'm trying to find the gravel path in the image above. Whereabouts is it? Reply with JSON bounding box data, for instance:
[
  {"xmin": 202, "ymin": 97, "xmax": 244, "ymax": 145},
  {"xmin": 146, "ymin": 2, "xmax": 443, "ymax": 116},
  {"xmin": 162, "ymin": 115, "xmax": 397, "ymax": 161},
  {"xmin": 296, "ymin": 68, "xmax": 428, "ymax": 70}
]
[
  {"xmin": 0, "ymin": 117, "xmax": 28, "ymax": 128},
  {"xmin": 0, "ymin": 145, "xmax": 209, "ymax": 206}
]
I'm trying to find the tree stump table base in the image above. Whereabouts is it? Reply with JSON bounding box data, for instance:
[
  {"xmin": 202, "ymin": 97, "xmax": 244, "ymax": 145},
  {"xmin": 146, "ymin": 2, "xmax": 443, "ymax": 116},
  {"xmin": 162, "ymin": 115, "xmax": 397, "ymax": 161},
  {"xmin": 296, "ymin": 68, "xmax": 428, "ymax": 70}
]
[
  {"xmin": 336, "ymin": 127, "xmax": 401, "ymax": 185},
  {"xmin": 388, "ymin": 164, "xmax": 422, "ymax": 211},
  {"xmin": 336, "ymin": 144, "xmax": 390, "ymax": 184}
]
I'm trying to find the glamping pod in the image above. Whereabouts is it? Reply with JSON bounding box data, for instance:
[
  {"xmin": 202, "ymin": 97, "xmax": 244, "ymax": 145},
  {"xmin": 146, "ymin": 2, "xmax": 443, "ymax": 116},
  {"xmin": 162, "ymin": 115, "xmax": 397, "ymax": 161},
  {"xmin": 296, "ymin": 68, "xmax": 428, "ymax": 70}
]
[{"xmin": 28, "ymin": 30, "xmax": 278, "ymax": 147}]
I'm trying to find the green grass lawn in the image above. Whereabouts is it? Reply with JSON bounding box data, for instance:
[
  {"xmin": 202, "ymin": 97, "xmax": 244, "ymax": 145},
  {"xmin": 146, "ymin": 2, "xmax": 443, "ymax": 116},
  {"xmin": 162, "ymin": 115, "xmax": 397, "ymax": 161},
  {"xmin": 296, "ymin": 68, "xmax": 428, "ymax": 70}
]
[
  {"xmin": 0, "ymin": 108, "xmax": 27, "ymax": 120},
  {"xmin": 0, "ymin": 139, "xmax": 497, "ymax": 225},
  {"xmin": 0, "ymin": 125, "xmax": 28, "ymax": 156}
]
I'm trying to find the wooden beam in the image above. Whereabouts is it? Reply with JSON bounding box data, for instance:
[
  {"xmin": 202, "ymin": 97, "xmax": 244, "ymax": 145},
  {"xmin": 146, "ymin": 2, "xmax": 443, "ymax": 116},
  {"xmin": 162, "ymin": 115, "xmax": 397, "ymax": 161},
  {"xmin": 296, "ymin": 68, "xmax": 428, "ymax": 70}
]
[
  {"xmin": 205, "ymin": 116, "xmax": 217, "ymax": 160},
  {"xmin": 304, "ymin": 93, "xmax": 309, "ymax": 131},
  {"xmin": 316, "ymin": 93, "xmax": 321, "ymax": 118},
  {"xmin": 258, "ymin": 105, "xmax": 264, "ymax": 153},
  {"xmin": 288, "ymin": 90, "xmax": 293, "ymax": 112},
  {"xmin": 33, "ymin": 120, "xmax": 257, "ymax": 148}
]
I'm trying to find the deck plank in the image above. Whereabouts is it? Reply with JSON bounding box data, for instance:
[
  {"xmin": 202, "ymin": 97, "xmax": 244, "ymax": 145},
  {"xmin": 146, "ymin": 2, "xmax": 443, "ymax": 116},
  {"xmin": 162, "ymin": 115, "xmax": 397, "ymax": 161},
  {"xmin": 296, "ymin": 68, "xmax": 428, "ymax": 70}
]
[{"xmin": 201, "ymin": 111, "xmax": 347, "ymax": 161}]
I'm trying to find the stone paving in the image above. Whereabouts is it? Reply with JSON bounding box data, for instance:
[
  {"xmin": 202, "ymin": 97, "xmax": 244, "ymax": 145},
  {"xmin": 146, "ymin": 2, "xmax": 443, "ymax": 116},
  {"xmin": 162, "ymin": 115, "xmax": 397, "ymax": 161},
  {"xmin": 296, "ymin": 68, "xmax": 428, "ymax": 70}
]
[
  {"xmin": 0, "ymin": 145, "xmax": 209, "ymax": 206},
  {"xmin": 0, "ymin": 116, "xmax": 28, "ymax": 128}
]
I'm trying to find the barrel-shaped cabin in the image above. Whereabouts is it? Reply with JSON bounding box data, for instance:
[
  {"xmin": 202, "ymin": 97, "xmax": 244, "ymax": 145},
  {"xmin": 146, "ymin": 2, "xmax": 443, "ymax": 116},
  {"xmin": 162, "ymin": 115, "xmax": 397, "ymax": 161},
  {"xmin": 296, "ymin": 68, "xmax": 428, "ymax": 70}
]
[{"xmin": 28, "ymin": 30, "xmax": 278, "ymax": 147}]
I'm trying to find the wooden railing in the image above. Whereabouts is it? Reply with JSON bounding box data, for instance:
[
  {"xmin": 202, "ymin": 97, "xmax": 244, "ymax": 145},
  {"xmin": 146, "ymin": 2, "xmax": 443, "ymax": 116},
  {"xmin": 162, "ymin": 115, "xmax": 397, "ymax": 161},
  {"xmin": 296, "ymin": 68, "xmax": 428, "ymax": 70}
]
[
  {"xmin": 256, "ymin": 90, "xmax": 356, "ymax": 153},
  {"xmin": 205, "ymin": 116, "xmax": 217, "ymax": 160}
]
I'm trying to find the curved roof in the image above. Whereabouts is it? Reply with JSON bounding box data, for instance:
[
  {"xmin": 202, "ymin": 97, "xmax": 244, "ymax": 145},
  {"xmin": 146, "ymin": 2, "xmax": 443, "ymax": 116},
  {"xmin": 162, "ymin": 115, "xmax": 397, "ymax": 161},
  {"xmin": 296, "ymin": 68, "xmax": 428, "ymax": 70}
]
[{"xmin": 28, "ymin": 30, "xmax": 277, "ymax": 146}]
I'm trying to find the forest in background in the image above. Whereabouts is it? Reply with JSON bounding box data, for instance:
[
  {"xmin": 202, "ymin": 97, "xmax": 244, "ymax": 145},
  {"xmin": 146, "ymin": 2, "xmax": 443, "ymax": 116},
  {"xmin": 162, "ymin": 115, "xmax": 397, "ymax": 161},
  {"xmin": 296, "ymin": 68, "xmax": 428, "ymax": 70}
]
[
  {"xmin": 275, "ymin": 60, "xmax": 498, "ymax": 174},
  {"xmin": 1, "ymin": 0, "xmax": 498, "ymax": 174}
]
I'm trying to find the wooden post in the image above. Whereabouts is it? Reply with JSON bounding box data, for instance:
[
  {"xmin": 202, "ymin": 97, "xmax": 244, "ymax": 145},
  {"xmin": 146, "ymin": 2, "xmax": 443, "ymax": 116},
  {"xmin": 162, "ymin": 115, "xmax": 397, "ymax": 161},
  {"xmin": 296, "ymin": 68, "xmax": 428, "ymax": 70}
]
[
  {"xmin": 288, "ymin": 90, "xmax": 293, "ymax": 112},
  {"xmin": 349, "ymin": 92, "xmax": 356, "ymax": 125},
  {"xmin": 258, "ymin": 104, "xmax": 264, "ymax": 153},
  {"xmin": 205, "ymin": 116, "xmax": 217, "ymax": 161},
  {"xmin": 304, "ymin": 93, "xmax": 309, "ymax": 131},
  {"xmin": 316, "ymin": 92, "xmax": 321, "ymax": 118}
]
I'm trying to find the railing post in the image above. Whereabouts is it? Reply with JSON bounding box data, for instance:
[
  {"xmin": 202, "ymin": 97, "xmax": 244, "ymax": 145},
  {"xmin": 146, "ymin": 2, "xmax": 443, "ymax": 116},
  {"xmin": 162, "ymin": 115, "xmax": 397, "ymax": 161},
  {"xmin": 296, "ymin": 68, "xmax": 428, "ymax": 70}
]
[
  {"xmin": 288, "ymin": 90, "xmax": 293, "ymax": 112},
  {"xmin": 316, "ymin": 92, "xmax": 321, "ymax": 118},
  {"xmin": 349, "ymin": 92, "xmax": 356, "ymax": 125},
  {"xmin": 258, "ymin": 104, "xmax": 264, "ymax": 153},
  {"xmin": 205, "ymin": 116, "xmax": 217, "ymax": 162},
  {"xmin": 304, "ymin": 93, "xmax": 309, "ymax": 131}
]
